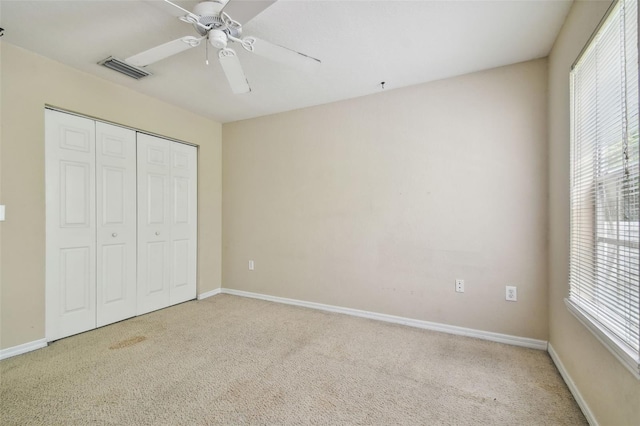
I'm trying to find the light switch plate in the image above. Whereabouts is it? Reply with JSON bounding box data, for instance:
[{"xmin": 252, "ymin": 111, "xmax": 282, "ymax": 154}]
[{"xmin": 0, "ymin": 205, "xmax": 5, "ymax": 221}]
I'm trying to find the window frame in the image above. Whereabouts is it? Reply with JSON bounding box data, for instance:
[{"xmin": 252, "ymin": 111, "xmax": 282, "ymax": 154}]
[{"xmin": 566, "ymin": 0, "xmax": 640, "ymax": 380}]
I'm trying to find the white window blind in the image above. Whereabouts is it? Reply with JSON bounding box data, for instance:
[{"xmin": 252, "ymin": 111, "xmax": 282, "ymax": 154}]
[
  {"xmin": 567, "ymin": 0, "xmax": 640, "ymax": 378},
  {"xmin": 568, "ymin": 0, "xmax": 639, "ymax": 378}
]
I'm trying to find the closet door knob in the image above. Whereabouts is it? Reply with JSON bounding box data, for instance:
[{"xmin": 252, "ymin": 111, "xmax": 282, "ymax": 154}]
[
  {"xmin": 155, "ymin": 231, "xmax": 160, "ymax": 236},
  {"xmin": 112, "ymin": 233, "xmax": 117, "ymax": 237}
]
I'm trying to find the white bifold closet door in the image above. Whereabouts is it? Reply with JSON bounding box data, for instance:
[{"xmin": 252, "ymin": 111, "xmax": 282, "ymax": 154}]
[
  {"xmin": 45, "ymin": 111, "xmax": 137, "ymax": 340},
  {"xmin": 95, "ymin": 122, "xmax": 137, "ymax": 327},
  {"xmin": 45, "ymin": 111, "xmax": 97, "ymax": 339},
  {"xmin": 46, "ymin": 110, "xmax": 196, "ymax": 341},
  {"xmin": 136, "ymin": 133, "xmax": 197, "ymax": 315}
]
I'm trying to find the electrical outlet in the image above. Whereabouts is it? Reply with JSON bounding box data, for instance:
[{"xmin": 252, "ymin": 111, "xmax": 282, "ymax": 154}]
[
  {"xmin": 506, "ymin": 286, "xmax": 517, "ymax": 301},
  {"xmin": 248, "ymin": 260, "xmax": 254, "ymax": 271},
  {"xmin": 455, "ymin": 279, "xmax": 464, "ymax": 293}
]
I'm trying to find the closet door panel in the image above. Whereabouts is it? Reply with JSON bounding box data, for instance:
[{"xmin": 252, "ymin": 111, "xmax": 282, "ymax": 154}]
[
  {"xmin": 45, "ymin": 110, "xmax": 97, "ymax": 341},
  {"xmin": 102, "ymin": 244, "xmax": 126, "ymax": 301},
  {"xmin": 96, "ymin": 122, "xmax": 137, "ymax": 327},
  {"xmin": 137, "ymin": 133, "xmax": 172, "ymax": 315},
  {"xmin": 60, "ymin": 247, "xmax": 92, "ymax": 313},
  {"xmin": 170, "ymin": 143, "xmax": 197, "ymax": 304}
]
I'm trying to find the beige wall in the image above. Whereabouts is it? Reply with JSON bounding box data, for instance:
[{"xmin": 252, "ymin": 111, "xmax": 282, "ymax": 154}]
[
  {"xmin": 223, "ymin": 59, "xmax": 549, "ymax": 340},
  {"xmin": 548, "ymin": 1, "xmax": 640, "ymax": 424},
  {"xmin": 0, "ymin": 42, "xmax": 222, "ymax": 350}
]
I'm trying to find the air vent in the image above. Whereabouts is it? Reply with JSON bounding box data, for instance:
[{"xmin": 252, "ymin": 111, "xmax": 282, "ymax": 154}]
[{"xmin": 98, "ymin": 56, "xmax": 151, "ymax": 80}]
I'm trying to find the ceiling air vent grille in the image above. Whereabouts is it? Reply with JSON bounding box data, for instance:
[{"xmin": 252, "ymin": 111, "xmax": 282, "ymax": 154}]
[{"xmin": 98, "ymin": 56, "xmax": 151, "ymax": 80}]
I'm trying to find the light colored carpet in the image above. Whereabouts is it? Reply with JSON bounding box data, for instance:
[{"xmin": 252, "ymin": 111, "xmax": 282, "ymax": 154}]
[{"xmin": 1, "ymin": 294, "xmax": 585, "ymax": 425}]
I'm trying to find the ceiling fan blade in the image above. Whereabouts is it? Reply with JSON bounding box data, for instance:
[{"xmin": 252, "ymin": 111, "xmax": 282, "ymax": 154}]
[
  {"xmin": 125, "ymin": 36, "xmax": 203, "ymax": 67},
  {"xmin": 247, "ymin": 37, "xmax": 320, "ymax": 70},
  {"xmin": 224, "ymin": 0, "xmax": 277, "ymax": 24},
  {"xmin": 162, "ymin": 0, "xmax": 195, "ymax": 16},
  {"xmin": 218, "ymin": 49, "xmax": 251, "ymax": 94},
  {"xmin": 143, "ymin": 0, "xmax": 193, "ymax": 19},
  {"xmin": 144, "ymin": 1, "xmax": 209, "ymax": 33},
  {"xmin": 217, "ymin": 0, "xmax": 232, "ymax": 13}
]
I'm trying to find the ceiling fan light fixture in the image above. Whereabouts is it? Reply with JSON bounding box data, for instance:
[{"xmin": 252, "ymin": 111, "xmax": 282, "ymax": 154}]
[
  {"xmin": 98, "ymin": 56, "xmax": 151, "ymax": 79},
  {"xmin": 209, "ymin": 30, "xmax": 228, "ymax": 49}
]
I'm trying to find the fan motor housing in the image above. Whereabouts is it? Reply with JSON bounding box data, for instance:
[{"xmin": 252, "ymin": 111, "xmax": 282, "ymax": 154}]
[
  {"xmin": 193, "ymin": 1, "xmax": 225, "ymax": 17},
  {"xmin": 192, "ymin": 1, "xmax": 227, "ymax": 35}
]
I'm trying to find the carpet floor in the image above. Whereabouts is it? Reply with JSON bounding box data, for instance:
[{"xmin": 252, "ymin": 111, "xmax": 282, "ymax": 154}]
[{"xmin": 0, "ymin": 294, "xmax": 586, "ymax": 425}]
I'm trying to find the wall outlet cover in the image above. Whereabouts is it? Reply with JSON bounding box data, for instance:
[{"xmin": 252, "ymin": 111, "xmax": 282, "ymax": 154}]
[{"xmin": 506, "ymin": 286, "xmax": 517, "ymax": 301}]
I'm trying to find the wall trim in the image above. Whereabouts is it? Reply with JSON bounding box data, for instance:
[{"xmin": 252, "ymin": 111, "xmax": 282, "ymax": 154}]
[
  {"xmin": 197, "ymin": 288, "xmax": 222, "ymax": 300},
  {"xmin": 548, "ymin": 343, "xmax": 598, "ymax": 426},
  {"xmin": 220, "ymin": 288, "xmax": 548, "ymax": 350},
  {"xmin": 0, "ymin": 339, "xmax": 48, "ymax": 361}
]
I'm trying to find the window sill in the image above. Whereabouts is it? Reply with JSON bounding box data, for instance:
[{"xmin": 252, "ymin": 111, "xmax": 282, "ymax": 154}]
[{"xmin": 565, "ymin": 298, "xmax": 640, "ymax": 380}]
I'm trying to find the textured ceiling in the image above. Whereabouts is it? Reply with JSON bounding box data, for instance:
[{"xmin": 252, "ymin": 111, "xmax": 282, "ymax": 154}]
[{"xmin": 0, "ymin": 0, "xmax": 573, "ymax": 123}]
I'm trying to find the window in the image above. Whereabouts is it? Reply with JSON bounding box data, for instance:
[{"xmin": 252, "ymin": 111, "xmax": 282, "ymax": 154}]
[{"xmin": 568, "ymin": 0, "xmax": 639, "ymax": 379}]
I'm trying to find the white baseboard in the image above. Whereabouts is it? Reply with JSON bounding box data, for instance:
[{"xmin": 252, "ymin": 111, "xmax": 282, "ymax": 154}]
[
  {"xmin": 0, "ymin": 338, "xmax": 48, "ymax": 361},
  {"xmin": 220, "ymin": 288, "xmax": 548, "ymax": 350},
  {"xmin": 198, "ymin": 288, "xmax": 222, "ymax": 300},
  {"xmin": 548, "ymin": 343, "xmax": 597, "ymax": 426}
]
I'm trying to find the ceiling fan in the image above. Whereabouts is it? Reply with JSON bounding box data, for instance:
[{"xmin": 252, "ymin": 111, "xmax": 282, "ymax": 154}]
[{"xmin": 121, "ymin": 0, "xmax": 321, "ymax": 94}]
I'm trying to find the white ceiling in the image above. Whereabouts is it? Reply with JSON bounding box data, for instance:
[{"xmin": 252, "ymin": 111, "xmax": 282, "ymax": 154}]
[{"xmin": 0, "ymin": 0, "xmax": 572, "ymax": 123}]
